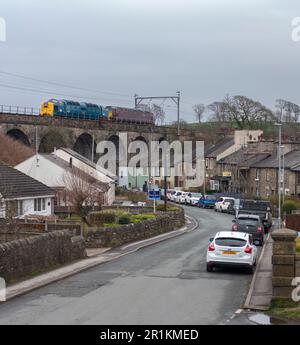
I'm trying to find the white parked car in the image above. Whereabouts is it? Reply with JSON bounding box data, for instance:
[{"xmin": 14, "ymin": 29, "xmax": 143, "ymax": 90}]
[
  {"xmin": 170, "ymin": 190, "xmax": 182, "ymax": 202},
  {"xmin": 167, "ymin": 190, "xmax": 176, "ymax": 200},
  {"xmin": 175, "ymin": 191, "xmax": 189, "ymax": 204},
  {"xmin": 185, "ymin": 192, "xmax": 202, "ymax": 206},
  {"xmin": 206, "ymin": 231, "xmax": 258, "ymax": 274},
  {"xmin": 214, "ymin": 197, "xmax": 236, "ymax": 213}
]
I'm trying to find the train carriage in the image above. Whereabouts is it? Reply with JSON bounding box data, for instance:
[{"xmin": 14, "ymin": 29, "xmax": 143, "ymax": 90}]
[{"xmin": 40, "ymin": 99, "xmax": 154, "ymax": 124}]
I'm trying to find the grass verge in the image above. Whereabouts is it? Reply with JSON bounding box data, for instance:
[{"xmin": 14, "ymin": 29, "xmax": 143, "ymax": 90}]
[
  {"xmin": 267, "ymin": 299, "xmax": 300, "ymax": 321},
  {"xmin": 296, "ymin": 237, "xmax": 300, "ymax": 253}
]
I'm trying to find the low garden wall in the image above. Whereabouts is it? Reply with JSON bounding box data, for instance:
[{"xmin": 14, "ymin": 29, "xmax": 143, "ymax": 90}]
[
  {"xmin": 85, "ymin": 209, "xmax": 185, "ymax": 248},
  {"xmin": 0, "ymin": 230, "xmax": 86, "ymax": 283},
  {"xmin": 285, "ymin": 214, "xmax": 300, "ymax": 231}
]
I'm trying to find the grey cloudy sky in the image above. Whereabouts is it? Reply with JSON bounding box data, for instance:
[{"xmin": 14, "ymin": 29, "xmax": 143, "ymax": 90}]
[{"xmin": 1, "ymin": 0, "xmax": 300, "ymax": 122}]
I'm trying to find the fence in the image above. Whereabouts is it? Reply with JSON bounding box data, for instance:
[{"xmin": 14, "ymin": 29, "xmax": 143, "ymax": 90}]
[{"xmin": 0, "ymin": 104, "xmax": 39, "ymax": 115}]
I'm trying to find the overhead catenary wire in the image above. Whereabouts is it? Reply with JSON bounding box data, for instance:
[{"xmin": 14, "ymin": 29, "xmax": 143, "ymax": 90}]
[
  {"xmin": 0, "ymin": 70, "xmax": 132, "ymax": 98},
  {"xmin": 0, "ymin": 82, "xmax": 133, "ymax": 106}
]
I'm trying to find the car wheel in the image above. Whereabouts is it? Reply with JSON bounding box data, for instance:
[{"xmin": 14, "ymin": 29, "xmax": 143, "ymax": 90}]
[
  {"xmin": 248, "ymin": 265, "xmax": 255, "ymax": 274},
  {"xmin": 206, "ymin": 264, "xmax": 213, "ymax": 272},
  {"xmin": 214, "ymin": 208, "xmax": 217, "ymax": 212}
]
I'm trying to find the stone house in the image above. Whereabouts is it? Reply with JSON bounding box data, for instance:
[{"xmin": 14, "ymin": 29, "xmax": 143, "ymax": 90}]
[
  {"xmin": 206, "ymin": 130, "xmax": 263, "ymax": 191},
  {"xmin": 250, "ymin": 150, "xmax": 300, "ymax": 198},
  {"xmin": 215, "ymin": 144, "xmax": 300, "ymax": 198}
]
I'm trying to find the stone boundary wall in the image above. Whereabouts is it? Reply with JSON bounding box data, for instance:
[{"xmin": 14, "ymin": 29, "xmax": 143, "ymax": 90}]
[
  {"xmin": 0, "ymin": 230, "xmax": 86, "ymax": 283},
  {"xmin": 272, "ymin": 228, "xmax": 298, "ymax": 299},
  {"xmin": 85, "ymin": 209, "xmax": 185, "ymax": 248}
]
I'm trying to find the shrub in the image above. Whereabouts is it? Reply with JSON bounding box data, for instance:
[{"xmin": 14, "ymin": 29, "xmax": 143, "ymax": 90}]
[
  {"xmin": 130, "ymin": 213, "xmax": 155, "ymax": 223},
  {"xmin": 88, "ymin": 211, "xmax": 117, "ymax": 225},
  {"xmin": 296, "ymin": 238, "xmax": 300, "ymax": 253},
  {"xmin": 156, "ymin": 204, "xmax": 180, "ymax": 212},
  {"xmin": 118, "ymin": 216, "xmax": 131, "ymax": 224},
  {"xmin": 282, "ymin": 200, "xmax": 298, "ymax": 216}
]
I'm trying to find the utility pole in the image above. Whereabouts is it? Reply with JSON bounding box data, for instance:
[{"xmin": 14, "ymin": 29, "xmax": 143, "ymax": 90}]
[
  {"xmin": 203, "ymin": 159, "xmax": 206, "ymax": 196},
  {"xmin": 91, "ymin": 134, "xmax": 95, "ymax": 163},
  {"xmin": 176, "ymin": 91, "xmax": 180, "ymax": 136},
  {"xmin": 134, "ymin": 92, "xmax": 181, "ymax": 136},
  {"xmin": 35, "ymin": 126, "xmax": 39, "ymax": 167}
]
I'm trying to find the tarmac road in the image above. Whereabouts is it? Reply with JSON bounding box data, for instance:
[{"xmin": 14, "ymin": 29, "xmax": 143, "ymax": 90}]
[{"xmin": 0, "ymin": 205, "xmax": 260, "ymax": 325}]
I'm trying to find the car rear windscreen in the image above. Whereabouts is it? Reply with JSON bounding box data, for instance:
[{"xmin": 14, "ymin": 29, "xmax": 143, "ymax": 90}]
[
  {"xmin": 238, "ymin": 218, "xmax": 258, "ymax": 226},
  {"xmin": 206, "ymin": 196, "xmax": 216, "ymax": 201},
  {"xmin": 215, "ymin": 238, "xmax": 247, "ymax": 247}
]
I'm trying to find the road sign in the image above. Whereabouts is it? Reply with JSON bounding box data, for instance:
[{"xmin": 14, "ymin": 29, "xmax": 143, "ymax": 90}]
[{"xmin": 148, "ymin": 188, "xmax": 161, "ymax": 201}]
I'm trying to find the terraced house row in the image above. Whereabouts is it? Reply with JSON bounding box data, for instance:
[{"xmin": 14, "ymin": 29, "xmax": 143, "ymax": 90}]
[{"xmin": 205, "ymin": 130, "xmax": 300, "ymax": 198}]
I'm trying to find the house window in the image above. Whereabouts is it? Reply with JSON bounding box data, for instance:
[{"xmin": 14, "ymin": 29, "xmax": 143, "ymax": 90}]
[
  {"xmin": 266, "ymin": 169, "xmax": 270, "ymax": 182},
  {"xmin": 255, "ymin": 169, "xmax": 260, "ymax": 180},
  {"xmin": 297, "ymin": 172, "xmax": 300, "ymax": 185},
  {"xmin": 34, "ymin": 198, "xmax": 46, "ymax": 212},
  {"xmin": 17, "ymin": 200, "xmax": 23, "ymax": 216}
]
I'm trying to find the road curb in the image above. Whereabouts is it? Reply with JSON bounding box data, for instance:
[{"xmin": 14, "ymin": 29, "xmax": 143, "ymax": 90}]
[
  {"xmin": 244, "ymin": 232, "xmax": 272, "ymax": 310},
  {"xmin": 4, "ymin": 214, "xmax": 198, "ymax": 302}
]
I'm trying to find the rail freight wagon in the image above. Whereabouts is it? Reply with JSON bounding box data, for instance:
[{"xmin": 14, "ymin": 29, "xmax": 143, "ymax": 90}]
[
  {"xmin": 106, "ymin": 106, "xmax": 154, "ymax": 124},
  {"xmin": 40, "ymin": 99, "xmax": 110, "ymax": 120}
]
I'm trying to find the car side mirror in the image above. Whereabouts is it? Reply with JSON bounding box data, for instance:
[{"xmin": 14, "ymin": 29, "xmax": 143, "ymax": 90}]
[{"xmin": 209, "ymin": 238, "xmax": 213, "ymax": 243}]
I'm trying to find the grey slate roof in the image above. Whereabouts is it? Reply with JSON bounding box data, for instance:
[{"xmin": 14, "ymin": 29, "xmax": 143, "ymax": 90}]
[
  {"xmin": 0, "ymin": 161, "xmax": 55, "ymax": 199},
  {"xmin": 205, "ymin": 137, "xmax": 234, "ymax": 158},
  {"xmin": 252, "ymin": 150, "xmax": 300, "ymax": 169},
  {"xmin": 218, "ymin": 148, "xmax": 271, "ymax": 167}
]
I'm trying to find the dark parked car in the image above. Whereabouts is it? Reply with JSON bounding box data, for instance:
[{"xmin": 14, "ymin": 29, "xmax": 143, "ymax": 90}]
[
  {"xmin": 237, "ymin": 199, "xmax": 272, "ymax": 233},
  {"xmin": 232, "ymin": 214, "xmax": 264, "ymax": 246}
]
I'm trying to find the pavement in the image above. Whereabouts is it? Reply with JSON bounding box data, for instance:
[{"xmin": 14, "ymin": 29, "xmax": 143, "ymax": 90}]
[
  {"xmin": 244, "ymin": 233, "xmax": 273, "ymax": 311},
  {"xmin": 4, "ymin": 214, "xmax": 197, "ymax": 302}
]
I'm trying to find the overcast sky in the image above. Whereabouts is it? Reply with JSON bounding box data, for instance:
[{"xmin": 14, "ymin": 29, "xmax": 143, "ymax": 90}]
[{"xmin": 1, "ymin": 0, "xmax": 300, "ymax": 122}]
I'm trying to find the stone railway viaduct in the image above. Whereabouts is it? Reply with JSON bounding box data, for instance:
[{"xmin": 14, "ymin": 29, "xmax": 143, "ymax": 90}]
[{"xmin": 0, "ymin": 113, "xmax": 205, "ymax": 162}]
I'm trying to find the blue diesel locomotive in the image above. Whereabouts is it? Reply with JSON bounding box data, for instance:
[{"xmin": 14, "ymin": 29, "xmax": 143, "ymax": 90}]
[{"xmin": 40, "ymin": 99, "xmax": 111, "ymax": 120}]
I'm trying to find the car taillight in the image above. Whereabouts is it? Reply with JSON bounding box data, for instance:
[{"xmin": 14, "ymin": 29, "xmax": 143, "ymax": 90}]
[
  {"xmin": 232, "ymin": 224, "xmax": 238, "ymax": 231},
  {"xmin": 208, "ymin": 243, "xmax": 215, "ymax": 251},
  {"xmin": 257, "ymin": 226, "xmax": 263, "ymax": 232},
  {"xmin": 244, "ymin": 245, "xmax": 253, "ymax": 254}
]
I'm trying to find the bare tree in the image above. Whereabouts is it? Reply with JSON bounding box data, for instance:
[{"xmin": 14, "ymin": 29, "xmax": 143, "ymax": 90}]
[
  {"xmin": 207, "ymin": 101, "xmax": 228, "ymax": 122},
  {"xmin": 193, "ymin": 103, "xmax": 205, "ymax": 123},
  {"xmin": 63, "ymin": 168, "xmax": 109, "ymax": 221},
  {"xmin": 209, "ymin": 95, "xmax": 274, "ymax": 129},
  {"xmin": 151, "ymin": 104, "xmax": 166, "ymax": 125},
  {"xmin": 275, "ymin": 99, "xmax": 300, "ymax": 123}
]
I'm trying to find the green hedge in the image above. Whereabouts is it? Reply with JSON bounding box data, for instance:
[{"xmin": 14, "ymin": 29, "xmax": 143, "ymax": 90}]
[{"xmin": 282, "ymin": 200, "xmax": 298, "ymax": 215}]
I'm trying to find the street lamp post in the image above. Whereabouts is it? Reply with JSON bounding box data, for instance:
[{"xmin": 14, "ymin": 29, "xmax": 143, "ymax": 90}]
[
  {"xmin": 275, "ymin": 122, "xmax": 282, "ymax": 229},
  {"xmin": 281, "ymin": 145, "xmax": 285, "ymax": 205}
]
